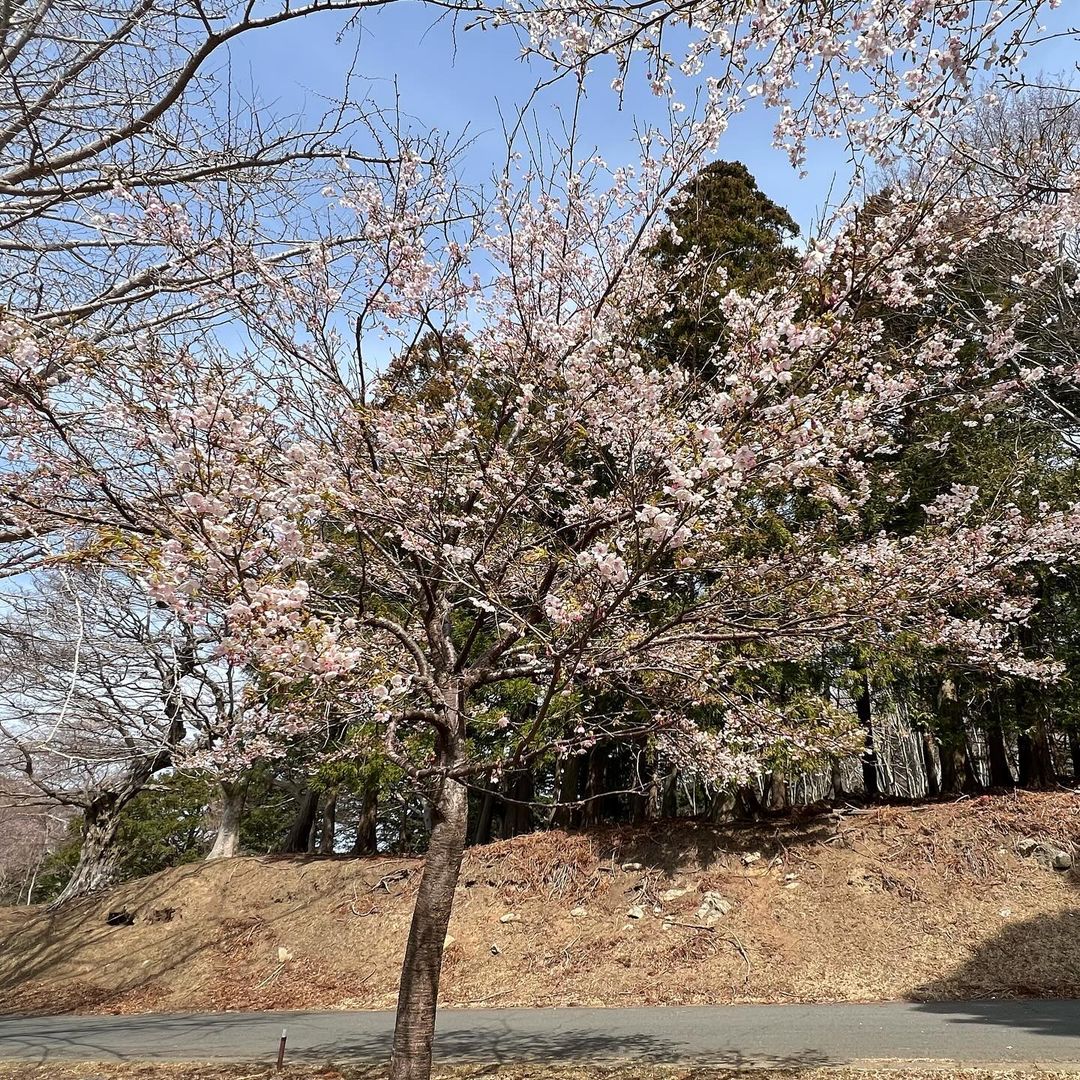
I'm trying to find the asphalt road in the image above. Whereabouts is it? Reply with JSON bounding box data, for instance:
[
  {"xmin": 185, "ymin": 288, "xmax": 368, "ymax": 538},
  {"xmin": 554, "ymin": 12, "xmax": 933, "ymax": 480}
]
[{"xmin": 2, "ymin": 1001, "xmax": 1080, "ymax": 1067}]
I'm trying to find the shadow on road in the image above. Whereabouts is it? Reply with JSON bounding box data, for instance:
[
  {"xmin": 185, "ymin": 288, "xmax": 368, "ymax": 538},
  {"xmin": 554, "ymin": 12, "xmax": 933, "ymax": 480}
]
[
  {"xmin": 909, "ymin": 863, "xmax": 1080, "ymax": 1038},
  {"xmin": 0, "ymin": 1011, "xmax": 834, "ymax": 1068},
  {"xmin": 910, "ymin": 999, "xmax": 1080, "ymax": 1041}
]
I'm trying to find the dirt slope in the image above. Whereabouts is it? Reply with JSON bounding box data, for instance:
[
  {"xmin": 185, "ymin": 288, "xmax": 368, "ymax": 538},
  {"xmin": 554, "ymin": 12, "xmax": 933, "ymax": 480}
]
[{"xmin": 1, "ymin": 792, "xmax": 1077, "ymax": 1015}]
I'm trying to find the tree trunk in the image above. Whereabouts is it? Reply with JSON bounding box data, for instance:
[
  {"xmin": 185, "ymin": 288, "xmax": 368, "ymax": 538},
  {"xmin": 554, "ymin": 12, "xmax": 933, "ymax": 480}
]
[
  {"xmin": 708, "ymin": 789, "xmax": 735, "ymax": 821},
  {"xmin": 319, "ymin": 786, "xmax": 338, "ymax": 855},
  {"xmin": 280, "ymin": 789, "xmax": 319, "ymax": 853},
  {"xmin": 388, "ymin": 699, "xmax": 468, "ymax": 1080},
  {"xmin": 733, "ymin": 785, "xmax": 762, "ymax": 820},
  {"xmin": 962, "ymin": 733, "xmax": 982, "ymax": 793},
  {"xmin": 51, "ymin": 795, "xmax": 124, "ymax": 906},
  {"xmin": 352, "ymin": 783, "xmax": 379, "ymax": 856},
  {"xmin": 920, "ymin": 731, "xmax": 941, "ymax": 798},
  {"xmin": 501, "ymin": 771, "xmax": 533, "ymax": 838},
  {"xmin": 473, "ymin": 787, "xmax": 495, "ymax": 845},
  {"xmin": 939, "ymin": 743, "xmax": 963, "ymax": 795},
  {"xmin": 208, "ymin": 780, "xmax": 246, "ymax": 860},
  {"xmin": 765, "ymin": 771, "xmax": 787, "ymax": 812},
  {"xmin": 985, "ymin": 723, "xmax": 1014, "ymax": 789},
  {"xmin": 829, "ymin": 758, "xmax": 845, "ymax": 801},
  {"xmin": 629, "ymin": 743, "xmax": 652, "ymax": 823},
  {"xmin": 580, "ymin": 744, "xmax": 607, "ymax": 826},
  {"xmin": 1015, "ymin": 685, "xmax": 1056, "ymax": 789},
  {"xmin": 660, "ymin": 766, "xmax": 679, "ymax": 818},
  {"xmin": 551, "ymin": 754, "xmax": 579, "ymax": 829},
  {"xmin": 857, "ymin": 674, "xmax": 879, "ymax": 799},
  {"xmin": 1069, "ymin": 729, "xmax": 1080, "ymax": 785},
  {"xmin": 1031, "ymin": 713, "xmax": 1057, "ymax": 787}
]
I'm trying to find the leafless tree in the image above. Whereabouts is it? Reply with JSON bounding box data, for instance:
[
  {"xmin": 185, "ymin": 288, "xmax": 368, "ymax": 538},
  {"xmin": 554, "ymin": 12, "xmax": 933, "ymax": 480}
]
[
  {"xmin": 0, "ymin": 568, "xmax": 260, "ymax": 900},
  {"xmin": 0, "ymin": 779, "xmax": 71, "ymax": 903},
  {"xmin": 0, "ymin": 0, "xmax": 470, "ymax": 337}
]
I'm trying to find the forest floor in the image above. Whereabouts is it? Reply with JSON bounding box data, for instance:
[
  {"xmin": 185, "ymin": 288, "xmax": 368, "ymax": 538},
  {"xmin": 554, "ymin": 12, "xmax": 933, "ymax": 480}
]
[{"xmin": 0, "ymin": 791, "xmax": 1077, "ymax": 1016}]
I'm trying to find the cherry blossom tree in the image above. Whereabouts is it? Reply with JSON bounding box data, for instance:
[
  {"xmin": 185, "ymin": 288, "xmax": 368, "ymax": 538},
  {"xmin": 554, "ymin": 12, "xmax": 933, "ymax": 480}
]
[
  {"xmin": 6, "ymin": 151, "xmax": 1080, "ymax": 1072},
  {"xmin": 3, "ymin": 2, "xmax": 1080, "ymax": 1078}
]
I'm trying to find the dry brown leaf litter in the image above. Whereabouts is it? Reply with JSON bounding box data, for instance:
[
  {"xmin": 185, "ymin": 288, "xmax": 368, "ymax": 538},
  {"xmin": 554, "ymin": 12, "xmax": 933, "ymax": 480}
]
[{"xmin": 0, "ymin": 791, "xmax": 1076, "ymax": 1016}]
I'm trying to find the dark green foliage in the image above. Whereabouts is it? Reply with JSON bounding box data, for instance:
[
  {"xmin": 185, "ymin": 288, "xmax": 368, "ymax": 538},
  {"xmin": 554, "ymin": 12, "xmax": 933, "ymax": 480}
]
[{"xmin": 649, "ymin": 160, "xmax": 799, "ymax": 376}]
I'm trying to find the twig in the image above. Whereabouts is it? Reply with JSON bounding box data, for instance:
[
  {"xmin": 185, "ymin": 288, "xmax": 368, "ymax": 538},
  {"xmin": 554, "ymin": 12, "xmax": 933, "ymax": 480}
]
[
  {"xmin": 725, "ymin": 932, "xmax": 752, "ymax": 982},
  {"xmin": 255, "ymin": 962, "xmax": 285, "ymax": 989},
  {"xmin": 371, "ymin": 868, "xmax": 411, "ymax": 892}
]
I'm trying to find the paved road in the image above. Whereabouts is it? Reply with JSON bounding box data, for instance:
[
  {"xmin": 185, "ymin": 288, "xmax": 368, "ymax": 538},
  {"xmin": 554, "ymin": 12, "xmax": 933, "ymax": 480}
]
[{"xmin": 2, "ymin": 1001, "xmax": 1079, "ymax": 1067}]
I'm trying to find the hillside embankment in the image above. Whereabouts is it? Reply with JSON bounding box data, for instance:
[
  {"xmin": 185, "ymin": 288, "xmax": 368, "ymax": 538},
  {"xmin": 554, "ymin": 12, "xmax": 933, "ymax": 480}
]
[{"xmin": 0, "ymin": 791, "xmax": 1077, "ymax": 1015}]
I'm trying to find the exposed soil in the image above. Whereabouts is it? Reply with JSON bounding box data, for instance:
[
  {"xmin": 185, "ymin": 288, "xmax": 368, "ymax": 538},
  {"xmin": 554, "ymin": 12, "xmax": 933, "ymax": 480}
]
[{"xmin": 0, "ymin": 792, "xmax": 1077, "ymax": 1016}]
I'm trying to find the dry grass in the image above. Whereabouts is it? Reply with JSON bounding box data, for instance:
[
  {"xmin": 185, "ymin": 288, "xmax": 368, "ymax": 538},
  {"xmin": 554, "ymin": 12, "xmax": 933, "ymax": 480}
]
[
  {"xmin": 2, "ymin": 1065, "xmax": 1080, "ymax": 1080},
  {"xmin": 0, "ymin": 792, "xmax": 1077, "ymax": 1016}
]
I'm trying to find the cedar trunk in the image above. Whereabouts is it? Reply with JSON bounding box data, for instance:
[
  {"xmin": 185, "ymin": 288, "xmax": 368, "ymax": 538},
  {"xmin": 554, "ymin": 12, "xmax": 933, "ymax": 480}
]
[
  {"xmin": 920, "ymin": 731, "xmax": 941, "ymax": 798},
  {"xmin": 986, "ymin": 724, "xmax": 1014, "ymax": 789},
  {"xmin": 352, "ymin": 784, "xmax": 379, "ymax": 856},
  {"xmin": 320, "ymin": 786, "xmax": 339, "ymax": 855},
  {"xmin": 857, "ymin": 674, "xmax": 879, "ymax": 799},
  {"xmin": 280, "ymin": 789, "xmax": 319, "ymax": 853}
]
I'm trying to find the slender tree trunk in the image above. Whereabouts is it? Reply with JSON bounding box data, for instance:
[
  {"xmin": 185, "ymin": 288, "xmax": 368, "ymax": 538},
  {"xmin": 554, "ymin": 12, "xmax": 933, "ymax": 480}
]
[
  {"xmin": 1068, "ymin": 729, "xmax": 1080, "ymax": 784},
  {"xmin": 857, "ymin": 674, "xmax": 879, "ymax": 799},
  {"xmin": 551, "ymin": 754, "xmax": 579, "ymax": 829},
  {"xmin": 319, "ymin": 786, "xmax": 338, "ymax": 855},
  {"xmin": 629, "ymin": 742, "xmax": 652, "ymax": 823},
  {"xmin": 389, "ymin": 691, "xmax": 468, "ymax": 1080},
  {"xmin": 829, "ymin": 758, "xmax": 845, "ymax": 801},
  {"xmin": 920, "ymin": 731, "xmax": 941, "ymax": 797},
  {"xmin": 985, "ymin": 723, "xmax": 1014, "ymax": 789},
  {"xmin": 1032, "ymin": 713, "xmax": 1057, "ymax": 787},
  {"xmin": 51, "ymin": 792, "xmax": 131, "ymax": 905},
  {"xmin": 473, "ymin": 787, "xmax": 495, "ymax": 845},
  {"xmin": 660, "ymin": 766, "xmax": 679, "ymax": 818},
  {"xmin": 501, "ymin": 771, "xmax": 533, "ymax": 838},
  {"xmin": 352, "ymin": 783, "xmax": 379, "ymax": 856},
  {"xmin": 961, "ymin": 735, "xmax": 982, "ymax": 793},
  {"xmin": 208, "ymin": 780, "xmax": 247, "ymax": 860},
  {"xmin": 580, "ymin": 743, "xmax": 607, "ymax": 826}
]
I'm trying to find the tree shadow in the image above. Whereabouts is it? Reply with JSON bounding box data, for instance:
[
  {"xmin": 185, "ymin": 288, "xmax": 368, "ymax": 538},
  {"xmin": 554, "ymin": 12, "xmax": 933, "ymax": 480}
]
[
  {"xmin": 531, "ymin": 813, "xmax": 842, "ymax": 880},
  {"xmin": 0, "ymin": 866, "xmax": 217, "ymax": 1015},
  {"xmin": 0, "ymin": 857, "xmax": 397, "ymax": 1016},
  {"xmin": 0, "ymin": 1009, "xmax": 836, "ymax": 1067},
  {"xmin": 908, "ymin": 864, "xmax": 1080, "ymax": 1036}
]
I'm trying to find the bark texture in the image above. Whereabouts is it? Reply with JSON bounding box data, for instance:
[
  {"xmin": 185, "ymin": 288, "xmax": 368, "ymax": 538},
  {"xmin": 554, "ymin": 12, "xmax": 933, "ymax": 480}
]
[
  {"xmin": 351, "ymin": 784, "xmax": 379, "ymax": 856},
  {"xmin": 208, "ymin": 780, "xmax": 247, "ymax": 860},
  {"xmin": 52, "ymin": 795, "xmax": 124, "ymax": 905},
  {"xmin": 388, "ymin": 713, "xmax": 468, "ymax": 1080}
]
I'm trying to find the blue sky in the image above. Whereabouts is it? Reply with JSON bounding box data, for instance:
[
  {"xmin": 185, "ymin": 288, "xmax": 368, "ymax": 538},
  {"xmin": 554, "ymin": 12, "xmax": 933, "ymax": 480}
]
[
  {"xmin": 228, "ymin": 4, "xmax": 858, "ymax": 233},
  {"xmin": 228, "ymin": 2, "xmax": 1077, "ymax": 233}
]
